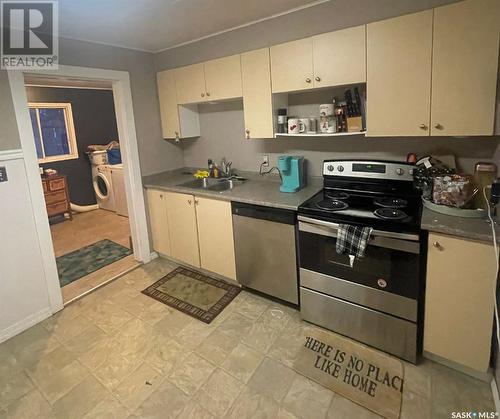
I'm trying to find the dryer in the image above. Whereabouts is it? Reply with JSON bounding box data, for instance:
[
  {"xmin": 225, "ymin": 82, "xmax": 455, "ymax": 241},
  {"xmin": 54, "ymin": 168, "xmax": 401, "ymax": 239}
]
[{"xmin": 92, "ymin": 164, "xmax": 115, "ymax": 211}]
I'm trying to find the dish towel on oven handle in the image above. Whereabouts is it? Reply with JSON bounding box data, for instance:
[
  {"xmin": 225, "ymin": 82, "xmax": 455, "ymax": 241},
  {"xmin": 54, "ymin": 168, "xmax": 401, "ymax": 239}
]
[{"xmin": 336, "ymin": 224, "xmax": 373, "ymax": 267}]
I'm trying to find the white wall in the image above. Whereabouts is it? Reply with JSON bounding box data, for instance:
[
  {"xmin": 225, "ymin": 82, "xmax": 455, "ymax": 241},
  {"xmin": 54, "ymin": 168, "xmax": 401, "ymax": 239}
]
[{"xmin": 0, "ymin": 153, "xmax": 52, "ymax": 342}]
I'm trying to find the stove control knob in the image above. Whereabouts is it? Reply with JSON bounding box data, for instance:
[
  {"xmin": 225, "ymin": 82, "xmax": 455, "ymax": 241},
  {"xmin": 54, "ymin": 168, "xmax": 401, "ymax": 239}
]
[
  {"xmin": 337, "ymin": 165, "xmax": 344, "ymax": 173},
  {"xmin": 327, "ymin": 165, "xmax": 334, "ymax": 172},
  {"xmin": 396, "ymin": 168, "xmax": 405, "ymax": 176}
]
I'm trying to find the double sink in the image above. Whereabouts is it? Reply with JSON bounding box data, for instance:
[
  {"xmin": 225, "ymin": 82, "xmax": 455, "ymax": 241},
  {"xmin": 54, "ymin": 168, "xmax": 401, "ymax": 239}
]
[{"xmin": 176, "ymin": 176, "xmax": 247, "ymax": 192}]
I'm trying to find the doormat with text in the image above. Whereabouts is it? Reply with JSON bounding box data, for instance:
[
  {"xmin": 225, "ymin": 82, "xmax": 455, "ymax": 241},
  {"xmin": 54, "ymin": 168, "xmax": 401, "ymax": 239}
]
[
  {"xmin": 294, "ymin": 328, "xmax": 404, "ymax": 419},
  {"xmin": 142, "ymin": 266, "xmax": 241, "ymax": 324}
]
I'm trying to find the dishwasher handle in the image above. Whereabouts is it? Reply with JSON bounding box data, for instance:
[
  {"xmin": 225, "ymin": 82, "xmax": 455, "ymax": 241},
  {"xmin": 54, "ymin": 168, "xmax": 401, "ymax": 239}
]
[{"xmin": 231, "ymin": 202, "xmax": 296, "ymax": 225}]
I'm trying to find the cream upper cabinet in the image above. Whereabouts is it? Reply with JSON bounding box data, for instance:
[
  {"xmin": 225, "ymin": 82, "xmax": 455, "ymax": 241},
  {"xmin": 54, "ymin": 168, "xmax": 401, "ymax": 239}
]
[
  {"xmin": 424, "ymin": 233, "xmax": 496, "ymax": 373},
  {"xmin": 146, "ymin": 189, "xmax": 171, "ymax": 256},
  {"xmin": 312, "ymin": 25, "xmax": 366, "ymax": 88},
  {"xmin": 204, "ymin": 54, "xmax": 242, "ymax": 101},
  {"xmin": 241, "ymin": 48, "xmax": 274, "ymax": 139},
  {"xmin": 165, "ymin": 192, "xmax": 200, "ymax": 267},
  {"xmin": 174, "ymin": 63, "xmax": 206, "ymax": 104},
  {"xmin": 195, "ymin": 197, "xmax": 236, "ymax": 280},
  {"xmin": 157, "ymin": 69, "xmax": 180, "ymax": 139},
  {"xmin": 270, "ymin": 38, "xmax": 314, "ymax": 93},
  {"xmin": 430, "ymin": 0, "xmax": 500, "ymax": 136},
  {"xmin": 366, "ymin": 10, "xmax": 433, "ymax": 136}
]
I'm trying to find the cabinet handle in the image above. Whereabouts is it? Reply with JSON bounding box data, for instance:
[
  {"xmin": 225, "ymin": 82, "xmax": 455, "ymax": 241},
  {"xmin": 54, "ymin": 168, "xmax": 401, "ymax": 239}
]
[
  {"xmin": 206, "ymin": 92, "xmax": 210, "ymax": 97},
  {"xmin": 245, "ymin": 129, "xmax": 250, "ymax": 139},
  {"xmin": 433, "ymin": 241, "xmax": 442, "ymax": 250},
  {"xmin": 305, "ymin": 77, "xmax": 312, "ymax": 83},
  {"xmin": 194, "ymin": 199, "xmax": 199, "ymax": 205},
  {"xmin": 201, "ymin": 93, "xmax": 205, "ymax": 97},
  {"xmin": 160, "ymin": 194, "xmax": 163, "ymax": 199},
  {"xmin": 315, "ymin": 76, "xmax": 321, "ymax": 82},
  {"xmin": 188, "ymin": 199, "xmax": 192, "ymax": 205},
  {"xmin": 434, "ymin": 123, "xmax": 443, "ymax": 130},
  {"xmin": 419, "ymin": 124, "xmax": 427, "ymax": 130}
]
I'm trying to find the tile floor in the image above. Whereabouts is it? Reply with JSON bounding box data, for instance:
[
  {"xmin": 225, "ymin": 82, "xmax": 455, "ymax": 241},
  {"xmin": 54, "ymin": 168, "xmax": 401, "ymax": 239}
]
[
  {"xmin": 50, "ymin": 209, "xmax": 138, "ymax": 303},
  {"xmin": 0, "ymin": 258, "xmax": 495, "ymax": 419}
]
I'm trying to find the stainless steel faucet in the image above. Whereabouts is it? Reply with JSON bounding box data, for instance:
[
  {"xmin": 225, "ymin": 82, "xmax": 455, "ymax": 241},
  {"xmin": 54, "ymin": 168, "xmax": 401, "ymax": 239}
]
[{"xmin": 220, "ymin": 158, "xmax": 232, "ymax": 177}]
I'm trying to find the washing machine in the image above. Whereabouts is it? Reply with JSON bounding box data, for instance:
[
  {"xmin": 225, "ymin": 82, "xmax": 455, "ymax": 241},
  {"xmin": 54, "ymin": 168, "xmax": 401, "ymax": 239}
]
[{"xmin": 92, "ymin": 164, "xmax": 115, "ymax": 211}]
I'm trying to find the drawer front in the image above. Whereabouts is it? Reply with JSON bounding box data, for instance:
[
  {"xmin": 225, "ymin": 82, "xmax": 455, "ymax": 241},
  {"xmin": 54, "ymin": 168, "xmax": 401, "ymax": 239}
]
[
  {"xmin": 45, "ymin": 190, "xmax": 67, "ymax": 205},
  {"xmin": 46, "ymin": 201, "xmax": 69, "ymax": 217},
  {"xmin": 300, "ymin": 287, "xmax": 417, "ymax": 363},
  {"xmin": 49, "ymin": 178, "xmax": 66, "ymax": 191}
]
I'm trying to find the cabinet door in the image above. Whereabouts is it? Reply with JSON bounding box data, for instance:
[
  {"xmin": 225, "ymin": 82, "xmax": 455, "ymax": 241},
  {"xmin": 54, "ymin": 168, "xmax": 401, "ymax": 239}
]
[
  {"xmin": 165, "ymin": 192, "xmax": 200, "ymax": 267},
  {"xmin": 147, "ymin": 189, "xmax": 171, "ymax": 256},
  {"xmin": 157, "ymin": 69, "xmax": 180, "ymax": 139},
  {"xmin": 431, "ymin": 0, "xmax": 500, "ymax": 136},
  {"xmin": 312, "ymin": 25, "xmax": 366, "ymax": 88},
  {"xmin": 204, "ymin": 54, "xmax": 242, "ymax": 101},
  {"xmin": 195, "ymin": 197, "xmax": 236, "ymax": 280},
  {"xmin": 241, "ymin": 48, "xmax": 274, "ymax": 139},
  {"xmin": 366, "ymin": 10, "xmax": 433, "ymax": 136},
  {"xmin": 174, "ymin": 63, "xmax": 206, "ymax": 104},
  {"xmin": 424, "ymin": 233, "xmax": 496, "ymax": 372},
  {"xmin": 270, "ymin": 38, "xmax": 313, "ymax": 93}
]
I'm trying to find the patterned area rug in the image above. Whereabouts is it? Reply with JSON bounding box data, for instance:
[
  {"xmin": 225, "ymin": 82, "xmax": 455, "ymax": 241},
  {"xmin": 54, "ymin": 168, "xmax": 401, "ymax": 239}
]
[
  {"xmin": 57, "ymin": 239, "xmax": 132, "ymax": 287},
  {"xmin": 142, "ymin": 266, "xmax": 241, "ymax": 324}
]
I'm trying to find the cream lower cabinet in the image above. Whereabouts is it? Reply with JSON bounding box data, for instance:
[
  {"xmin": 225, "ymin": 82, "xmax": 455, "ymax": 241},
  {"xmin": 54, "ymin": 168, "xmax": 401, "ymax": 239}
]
[
  {"xmin": 195, "ymin": 197, "xmax": 236, "ymax": 280},
  {"xmin": 430, "ymin": 0, "xmax": 500, "ymax": 136},
  {"xmin": 424, "ymin": 233, "xmax": 497, "ymax": 374},
  {"xmin": 165, "ymin": 192, "xmax": 200, "ymax": 267},
  {"xmin": 367, "ymin": 10, "xmax": 433, "ymax": 136},
  {"xmin": 241, "ymin": 48, "xmax": 274, "ymax": 139},
  {"xmin": 147, "ymin": 190, "xmax": 236, "ymax": 280},
  {"xmin": 147, "ymin": 189, "xmax": 172, "ymax": 256}
]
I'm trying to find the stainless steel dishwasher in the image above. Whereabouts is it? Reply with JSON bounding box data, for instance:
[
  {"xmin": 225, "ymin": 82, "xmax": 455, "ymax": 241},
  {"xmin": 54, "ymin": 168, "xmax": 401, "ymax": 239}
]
[{"xmin": 232, "ymin": 202, "xmax": 298, "ymax": 305}]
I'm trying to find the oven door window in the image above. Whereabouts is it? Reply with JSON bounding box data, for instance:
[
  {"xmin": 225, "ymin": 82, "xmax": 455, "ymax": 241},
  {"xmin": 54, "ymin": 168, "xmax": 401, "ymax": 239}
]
[{"xmin": 299, "ymin": 231, "xmax": 420, "ymax": 299}]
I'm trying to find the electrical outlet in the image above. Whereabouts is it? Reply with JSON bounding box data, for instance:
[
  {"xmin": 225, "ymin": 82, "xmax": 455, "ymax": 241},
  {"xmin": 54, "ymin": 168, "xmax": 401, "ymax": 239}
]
[{"xmin": 262, "ymin": 155, "xmax": 269, "ymax": 167}]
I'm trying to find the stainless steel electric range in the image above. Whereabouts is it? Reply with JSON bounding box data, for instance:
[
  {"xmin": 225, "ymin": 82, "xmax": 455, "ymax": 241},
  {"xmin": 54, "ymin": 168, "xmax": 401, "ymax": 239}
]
[{"xmin": 297, "ymin": 160, "xmax": 426, "ymax": 363}]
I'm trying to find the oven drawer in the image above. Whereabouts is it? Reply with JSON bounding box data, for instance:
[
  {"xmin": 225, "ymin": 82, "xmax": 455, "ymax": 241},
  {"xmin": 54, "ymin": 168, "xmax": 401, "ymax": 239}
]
[
  {"xmin": 300, "ymin": 268, "xmax": 417, "ymax": 321},
  {"xmin": 300, "ymin": 287, "xmax": 417, "ymax": 363}
]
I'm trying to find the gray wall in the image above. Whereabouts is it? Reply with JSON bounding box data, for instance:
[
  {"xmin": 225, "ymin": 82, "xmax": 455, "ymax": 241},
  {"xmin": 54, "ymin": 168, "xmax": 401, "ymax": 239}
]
[
  {"xmin": 155, "ymin": 0, "xmax": 500, "ymax": 177},
  {"xmin": 0, "ymin": 71, "xmax": 21, "ymax": 151}
]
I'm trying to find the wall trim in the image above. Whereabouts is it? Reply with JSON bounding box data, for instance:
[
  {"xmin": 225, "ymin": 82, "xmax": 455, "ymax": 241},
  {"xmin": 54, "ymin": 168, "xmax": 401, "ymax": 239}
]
[
  {"xmin": 8, "ymin": 64, "xmax": 152, "ymax": 318},
  {"xmin": 0, "ymin": 149, "xmax": 23, "ymax": 161},
  {"xmin": 0, "ymin": 307, "xmax": 52, "ymax": 344}
]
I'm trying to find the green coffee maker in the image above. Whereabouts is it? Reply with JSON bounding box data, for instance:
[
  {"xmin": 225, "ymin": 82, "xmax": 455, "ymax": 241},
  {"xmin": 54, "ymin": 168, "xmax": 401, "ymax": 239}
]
[{"xmin": 278, "ymin": 156, "xmax": 306, "ymax": 193}]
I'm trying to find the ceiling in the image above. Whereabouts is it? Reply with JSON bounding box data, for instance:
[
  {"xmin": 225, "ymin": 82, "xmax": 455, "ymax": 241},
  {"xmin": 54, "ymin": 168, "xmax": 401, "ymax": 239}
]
[{"xmin": 58, "ymin": 0, "xmax": 327, "ymax": 52}]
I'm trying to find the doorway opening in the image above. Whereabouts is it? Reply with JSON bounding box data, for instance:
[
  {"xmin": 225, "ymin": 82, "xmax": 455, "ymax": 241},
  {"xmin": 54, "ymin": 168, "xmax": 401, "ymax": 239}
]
[{"xmin": 8, "ymin": 66, "xmax": 152, "ymax": 312}]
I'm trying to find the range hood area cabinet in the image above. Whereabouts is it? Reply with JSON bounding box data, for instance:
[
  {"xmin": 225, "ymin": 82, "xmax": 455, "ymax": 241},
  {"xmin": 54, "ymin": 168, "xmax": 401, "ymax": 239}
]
[
  {"xmin": 147, "ymin": 189, "xmax": 237, "ymax": 280},
  {"xmin": 367, "ymin": 0, "xmax": 500, "ymax": 137},
  {"xmin": 270, "ymin": 25, "xmax": 366, "ymax": 93}
]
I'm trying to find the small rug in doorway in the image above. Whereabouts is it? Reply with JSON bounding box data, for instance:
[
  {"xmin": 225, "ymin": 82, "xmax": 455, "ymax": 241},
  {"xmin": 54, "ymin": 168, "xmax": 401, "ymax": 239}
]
[
  {"xmin": 57, "ymin": 239, "xmax": 132, "ymax": 287},
  {"xmin": 141, "ymin": 266, "xmax": 241, "ymax": 324},
  {"xmin": 294, "ymin": 328, "xmax": 404, "ymax": 419}
]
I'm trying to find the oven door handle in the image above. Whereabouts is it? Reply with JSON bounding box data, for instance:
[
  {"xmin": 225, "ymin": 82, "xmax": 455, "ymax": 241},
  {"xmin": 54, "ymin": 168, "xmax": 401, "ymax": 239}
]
[
  {"xmin": 298, "ymin": 216, "xmax": 420, "ymax": 254},
  {"xmin": 298, "ymin": 215, "xmax": 420, "ymax": 241}
]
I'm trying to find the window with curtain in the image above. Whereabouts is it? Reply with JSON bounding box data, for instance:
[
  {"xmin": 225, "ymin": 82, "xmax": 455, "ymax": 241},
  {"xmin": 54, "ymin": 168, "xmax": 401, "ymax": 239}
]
[{"xmin": 29, "ymin": 103, "xmax": 78, "ymax": 163}]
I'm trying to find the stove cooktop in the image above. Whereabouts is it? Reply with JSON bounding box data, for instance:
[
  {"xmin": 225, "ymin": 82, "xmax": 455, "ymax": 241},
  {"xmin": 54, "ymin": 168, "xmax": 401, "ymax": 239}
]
[{"xmin": 298, "ymin": 188, "xmax": 422, "ymax": 233}]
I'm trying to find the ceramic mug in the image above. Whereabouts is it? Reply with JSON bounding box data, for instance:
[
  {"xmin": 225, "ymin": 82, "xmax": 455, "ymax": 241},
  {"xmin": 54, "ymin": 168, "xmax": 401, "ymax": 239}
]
[
  {"xmin": 319, "ymin": 103, "xmax": 334, "ymax": 116},
  {"xmin": 288, "ymin": 118, "xmax": 300, "ymax": 134},
  {"xmin": 298, "ymin": 118, "xmax": 310, "ymax": 133},
  {"xmin": 307, "ymin": 117, "xmax": 317, "ymax": 134}
]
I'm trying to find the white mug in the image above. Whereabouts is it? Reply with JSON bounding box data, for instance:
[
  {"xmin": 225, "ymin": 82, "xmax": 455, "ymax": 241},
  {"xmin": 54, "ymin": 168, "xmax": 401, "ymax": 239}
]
[
  {"xmin": 288, "ymin": 118, "xmax": 300, "ymax": 134},
  {"xmin": 298, "ymin": 118, "xmax": 310, "ymax": 133},
  {"xmin": 307, "ymin": 117, "xmax": 317, "ymax": 133},
  {"xmin": 319, "ymin": 103, "xmax": 334, "ymax": 116}
]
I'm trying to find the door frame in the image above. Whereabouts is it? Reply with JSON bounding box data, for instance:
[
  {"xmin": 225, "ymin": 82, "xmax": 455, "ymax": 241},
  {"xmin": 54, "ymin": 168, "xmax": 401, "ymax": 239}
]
[{"xmin": 8, "ymin": 65, "xmax": 153, "ymax": 313}]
